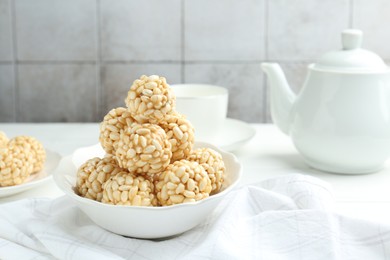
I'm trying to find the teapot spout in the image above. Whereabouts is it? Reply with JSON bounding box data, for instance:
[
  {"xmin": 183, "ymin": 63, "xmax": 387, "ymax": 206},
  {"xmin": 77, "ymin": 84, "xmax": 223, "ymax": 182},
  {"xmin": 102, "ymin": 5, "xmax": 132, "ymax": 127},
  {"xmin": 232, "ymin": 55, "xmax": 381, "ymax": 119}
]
[{"xmin": 261, "ymin": 63, "xmax": 296, "ymax": 135}]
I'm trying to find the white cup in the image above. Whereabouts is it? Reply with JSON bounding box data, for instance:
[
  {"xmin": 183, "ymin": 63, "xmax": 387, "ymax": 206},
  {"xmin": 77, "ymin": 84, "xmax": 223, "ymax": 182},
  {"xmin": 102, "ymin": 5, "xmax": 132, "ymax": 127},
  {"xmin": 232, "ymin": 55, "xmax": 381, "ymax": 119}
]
[{"xmin": 170, "ymin": 84, "xmax": 229, "ymax": 141}]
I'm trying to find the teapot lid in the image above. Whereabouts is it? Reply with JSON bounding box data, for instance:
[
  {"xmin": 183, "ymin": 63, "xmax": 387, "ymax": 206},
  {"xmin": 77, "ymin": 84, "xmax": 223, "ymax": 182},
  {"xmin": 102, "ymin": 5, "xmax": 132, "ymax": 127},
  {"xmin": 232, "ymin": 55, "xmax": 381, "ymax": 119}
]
[{"xmin": 313, "ymin": 29, "xmax": 389, "ymax": 73}]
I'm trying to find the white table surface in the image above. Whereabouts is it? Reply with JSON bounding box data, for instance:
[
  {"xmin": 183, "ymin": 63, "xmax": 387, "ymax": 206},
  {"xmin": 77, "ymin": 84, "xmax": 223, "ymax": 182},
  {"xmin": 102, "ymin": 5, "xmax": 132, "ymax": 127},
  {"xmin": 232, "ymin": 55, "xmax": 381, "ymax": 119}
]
[{"xmin": 1, "ymin": 123, "xmax": 390, "ymax": 224}]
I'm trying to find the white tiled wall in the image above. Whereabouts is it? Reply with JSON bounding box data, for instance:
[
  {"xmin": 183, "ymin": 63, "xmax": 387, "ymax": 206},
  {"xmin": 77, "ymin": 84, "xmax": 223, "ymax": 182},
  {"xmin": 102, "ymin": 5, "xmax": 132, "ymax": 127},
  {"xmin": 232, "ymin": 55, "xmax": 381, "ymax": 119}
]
[
  {"xmin": 0, "ymin": 0, "xmax": 13, "ymax": 61},
  {"xmin": 185, "ymin": 63, "xmax": 264, "ymax": 122},
  {"xmin": 18, "ymin": 64, "xmax": 97, "ymax": 122},
  {"xmin": 101, "ymin": 63, "xmax": 181, "ymax": 113},
  {"xmin": 0, "ymin": 0, "xmax": 388, "ymax": 122},
  {"xmin": 184, "ymin": 0, "xmax": 265, "ymax": 61},
  {"xmin": 15, "ymin": 0, "xmax": 97, "ymax": 61},
  {"xmin": 100, "ymin": 0, "xmax": 181, "ymax": 61},
  {"xmin": 353, "ymin": 0, "xmax": 390, "ymax": 59},
  {"xmin": 0, "ymin": 65, "xmax": 14, "ymax": 121}
]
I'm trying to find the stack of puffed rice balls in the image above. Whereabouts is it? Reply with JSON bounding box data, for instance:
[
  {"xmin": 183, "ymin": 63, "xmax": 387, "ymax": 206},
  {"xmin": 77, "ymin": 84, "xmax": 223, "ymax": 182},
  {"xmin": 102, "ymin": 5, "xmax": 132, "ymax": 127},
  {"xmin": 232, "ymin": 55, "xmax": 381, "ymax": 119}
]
[
  {"xmin": 0, "ymin": 131, "xmax": 46, "ymax": 187},
  {"xmin": 76, "ymin": 75, "xmax": 226, "ymax": 206}
]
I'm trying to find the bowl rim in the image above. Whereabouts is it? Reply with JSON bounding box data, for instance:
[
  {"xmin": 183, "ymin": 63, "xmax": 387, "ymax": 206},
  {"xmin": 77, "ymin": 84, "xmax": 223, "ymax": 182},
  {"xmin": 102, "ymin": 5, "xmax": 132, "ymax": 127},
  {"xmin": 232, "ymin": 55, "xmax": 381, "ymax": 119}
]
[{"xmin": 53, "ymin": 142, "xmax": 242, "ymax": 211}]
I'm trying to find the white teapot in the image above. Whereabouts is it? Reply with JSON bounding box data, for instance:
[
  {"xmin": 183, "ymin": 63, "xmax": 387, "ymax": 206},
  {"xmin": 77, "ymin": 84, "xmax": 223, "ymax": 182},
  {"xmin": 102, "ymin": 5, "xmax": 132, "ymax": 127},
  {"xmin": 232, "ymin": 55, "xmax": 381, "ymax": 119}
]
[{"xmin": 262, "ymin": 29, "xmax": 390, "ymax": 174}]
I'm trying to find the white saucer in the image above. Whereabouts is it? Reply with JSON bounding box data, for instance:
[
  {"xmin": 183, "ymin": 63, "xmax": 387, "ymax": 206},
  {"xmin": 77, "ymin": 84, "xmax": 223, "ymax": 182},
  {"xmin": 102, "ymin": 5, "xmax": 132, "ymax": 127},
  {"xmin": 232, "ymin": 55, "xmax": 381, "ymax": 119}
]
[
  {"xmin": 0, "ymin": 149, "xmax": 61, "ymax": 198},
  {"xmin": 196, "ymin": 118, "xmax": 256, "ymax": 151}
]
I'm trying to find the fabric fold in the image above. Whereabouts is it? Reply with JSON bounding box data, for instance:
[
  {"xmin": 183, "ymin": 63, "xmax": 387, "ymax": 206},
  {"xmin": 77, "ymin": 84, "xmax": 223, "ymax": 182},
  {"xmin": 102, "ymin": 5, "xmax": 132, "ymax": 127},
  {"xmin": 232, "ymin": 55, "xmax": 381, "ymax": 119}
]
[{"xmin": 0, "ymin": 174, "xmax": 389, "ymax": 260}]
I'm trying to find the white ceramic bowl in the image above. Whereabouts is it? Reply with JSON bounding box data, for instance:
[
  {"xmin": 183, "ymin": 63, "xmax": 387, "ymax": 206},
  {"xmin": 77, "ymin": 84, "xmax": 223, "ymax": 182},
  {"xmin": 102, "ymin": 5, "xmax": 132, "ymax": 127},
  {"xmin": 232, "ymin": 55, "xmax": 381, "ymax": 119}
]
[{"xmin": 53, "ymin": 142, "xmax": 242, "ymax": 239}]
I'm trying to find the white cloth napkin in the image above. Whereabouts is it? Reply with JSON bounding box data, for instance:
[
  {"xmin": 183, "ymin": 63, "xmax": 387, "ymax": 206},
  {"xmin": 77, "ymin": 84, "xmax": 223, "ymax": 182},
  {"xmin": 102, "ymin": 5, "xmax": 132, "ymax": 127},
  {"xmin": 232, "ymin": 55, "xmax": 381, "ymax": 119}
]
[{"xmin": 1, "ymin": 174, "xmax": 389, "ymax": 260}]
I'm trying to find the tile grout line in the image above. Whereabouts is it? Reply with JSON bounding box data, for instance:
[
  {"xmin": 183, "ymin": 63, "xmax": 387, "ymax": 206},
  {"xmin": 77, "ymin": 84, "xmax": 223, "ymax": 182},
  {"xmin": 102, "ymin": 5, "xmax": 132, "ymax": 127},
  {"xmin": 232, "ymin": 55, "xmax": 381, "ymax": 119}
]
[
  {"xmin": 10, "ymin": 0, "xmax": 18, "ymax": 122},
  {"xmin": 0, "ymin": 60, "xmax": 320, "ymax": 65},
  {"xmin": 96, "ymin": 0, "xmax": 103, "ymax": 121},
  {"xmin": 2, "ymin": 61, "xmax": 98, "ymax": 65},
  {"xmin": 264, "ymin": 0, "xmax": 269, "ymax": 61},
  {"xmin": 181, "ymin": 0, "xmax": 185, "ymax": 83},
  {"xmin": 263, "ymin": 0, "xmax": 269, "ymax": 123},
  {"xmin": 349, "ymin": 0, "xmax": 354, "ymax": 28}
]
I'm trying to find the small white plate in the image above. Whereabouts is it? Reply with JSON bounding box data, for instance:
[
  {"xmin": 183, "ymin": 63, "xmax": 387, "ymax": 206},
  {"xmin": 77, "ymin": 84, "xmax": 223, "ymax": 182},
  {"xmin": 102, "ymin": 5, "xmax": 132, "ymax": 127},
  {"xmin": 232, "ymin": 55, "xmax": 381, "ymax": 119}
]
[
  {"xmin": 197, "ymin": 118, "xmax": 256, "ymax": 151},
  {"xmin": 0, "ymin": 149, "xmax": 61, "ymax": 198}
]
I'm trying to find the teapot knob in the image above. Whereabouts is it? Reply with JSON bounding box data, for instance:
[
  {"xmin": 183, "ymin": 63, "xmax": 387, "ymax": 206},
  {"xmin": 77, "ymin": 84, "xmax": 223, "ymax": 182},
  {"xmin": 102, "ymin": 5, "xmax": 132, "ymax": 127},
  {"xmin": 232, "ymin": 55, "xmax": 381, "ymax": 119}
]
[{"xmin": 342, "ymin": 29, "xmax": 363, "ymax": 50}]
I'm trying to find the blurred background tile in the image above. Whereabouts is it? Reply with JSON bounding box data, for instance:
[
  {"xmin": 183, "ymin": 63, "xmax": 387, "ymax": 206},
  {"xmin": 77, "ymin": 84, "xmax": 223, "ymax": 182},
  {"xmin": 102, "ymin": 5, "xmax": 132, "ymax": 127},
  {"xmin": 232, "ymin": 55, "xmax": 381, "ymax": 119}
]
[
  {"xmin": 5, "ymin": 0, "xmax": 389, "ymax": 123},
  {"xmin": 184, "ymin": 63, "xmax": 264, "ymax": 122},
  {"xmin": 185, "ymin": 0, "xmax": 264, "ymax": 61},
  {"xmin": 353, "ymin": 0, "xmax": 390, "ymax": 59},
  {"xmin": 101, "ymin": 63, "xmax": 181, "ymax": 116},
  {"xmin": 264, "ymin": 62, "xmax": 311, "ymax": 122},
  {"xmin": 0, "ymin": 65, "xmax": 15, "ymax": 121},
  {"xmin": 267, "ymin": 0, "xmax": 349, "ymax": 61},
  {"xmin": 0, "ymin": 0, "xmax": 13, "ymax": 61},
  {"xmin": 15, "ymin": 0, "xmax": 97, "ymax": 61},
  {"xmin": 280, "ymin": 62, "xmax": 311, "ymax": 94},
  {"xmin": 18, "ymin": 64, "xmax": 97, "ymax": 122},
  {"xmin": 100, "ymin": 0, "xmax": 181, "ymax": 61}
]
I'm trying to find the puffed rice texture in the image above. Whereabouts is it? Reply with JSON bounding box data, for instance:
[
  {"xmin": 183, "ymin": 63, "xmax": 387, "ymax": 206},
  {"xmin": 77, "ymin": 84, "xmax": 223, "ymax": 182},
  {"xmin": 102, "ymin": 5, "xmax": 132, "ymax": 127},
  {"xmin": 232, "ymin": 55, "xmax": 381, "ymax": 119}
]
[
  {"xmin": 76, "ymin": 156, "xmax": 122, "ymax": 202},
  {"xmin": 102, "ymin": 172, "xmax": 157, "ymax": 206},
  {"xmin": 114, "ymin": 123, "xmax": 172, "ymax": 175},
  {"xmin": 125, "ymin": 75, "xmax": 175, "ymax": 124},
  {"xmin": 99, "ymin": 107, "xmax": 135, "ymax": 155},
  {"xmin": 187, "ymin": 148, "xmax": 225, "ymax": 194},
  {"xmin": 155, "ymin": 160, "xmax": 212, "ymax": 206},
  {"xmin": 0, "ymin": 132, "xmax": 8, "ymax": 148},
  {"xmin": 8, "ymin": 136, "xmax": 46, "ymax": 173},
  {"xmin": 0, "ymin": 145, "xmax": 33, "ymax": 187},
  {"xmin": 159, "ymin": 112, "xmax": 194, "ymax": 162}
]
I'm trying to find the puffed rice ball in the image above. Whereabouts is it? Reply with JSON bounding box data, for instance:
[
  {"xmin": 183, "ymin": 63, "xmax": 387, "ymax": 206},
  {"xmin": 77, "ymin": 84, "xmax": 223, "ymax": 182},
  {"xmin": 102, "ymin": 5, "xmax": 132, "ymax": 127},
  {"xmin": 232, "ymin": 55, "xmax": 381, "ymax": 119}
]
[
  {"xmin": 8, "ymin": 136, "xmax": 46, "ymax": 173},
  {"xmin": 102, "ymin": 172, "xmax": 157, "ymax": 206},
  {"xmin": 187, "ymin": 148, "xmax": 225, "ymax": 194},
  {"xmin": 99, "ymin": 107, "xmax": 135, "ymax": 155},
  {"xmin": 155, "ymin": 160, "xmax": 212, "ymax": 206},
  {"xmin": 114, "ymin": 123, "xmax": 172, "ymax": 175},
  {"xmin": 76, "ymin": 156, "xmax": 122, "ymax": 202},
  {"xmin": 0, "ymin": 132, "xmax": 8, "ymax": 147},
  {"xmin": 125, "ymin": 75, "xmax": 175, "ymax": 124},
  {"xmin": 0, "ymin": 145, "xmax": 33, "ymax": 187},
  {"xmin": 159, "ymin": 112, "xmax": 194, "ymax": 162}
]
